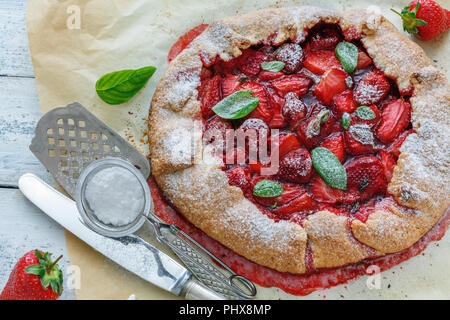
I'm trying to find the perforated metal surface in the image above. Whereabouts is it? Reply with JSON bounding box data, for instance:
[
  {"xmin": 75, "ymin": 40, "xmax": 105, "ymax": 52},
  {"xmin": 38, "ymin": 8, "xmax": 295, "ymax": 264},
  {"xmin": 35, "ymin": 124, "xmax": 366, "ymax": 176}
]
[{"xmin": 30, "ymin": 102, "xmax": 150, "ymax": 197}]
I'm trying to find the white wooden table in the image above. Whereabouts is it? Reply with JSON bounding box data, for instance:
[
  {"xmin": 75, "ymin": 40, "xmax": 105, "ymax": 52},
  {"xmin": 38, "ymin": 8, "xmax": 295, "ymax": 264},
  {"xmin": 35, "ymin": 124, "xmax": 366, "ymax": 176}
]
[{"xmin": 0, "ymin": 0, "xmax": 75, "ymax": 299}]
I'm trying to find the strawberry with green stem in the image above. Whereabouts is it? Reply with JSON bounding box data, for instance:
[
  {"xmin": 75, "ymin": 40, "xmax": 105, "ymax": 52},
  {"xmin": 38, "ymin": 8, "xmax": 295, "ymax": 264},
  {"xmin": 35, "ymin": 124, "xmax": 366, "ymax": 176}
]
[
  {"xmin": 392, "ymin": 1, "xmax": 450, "ymax": 40},
  {"xmin": 1, "ymin": 250, "xmax": 63, "ymax": 300}
]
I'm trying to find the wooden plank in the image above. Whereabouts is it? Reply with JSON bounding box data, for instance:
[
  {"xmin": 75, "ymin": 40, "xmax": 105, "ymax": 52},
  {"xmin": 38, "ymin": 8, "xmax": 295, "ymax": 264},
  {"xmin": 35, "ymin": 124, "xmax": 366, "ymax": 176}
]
[
  {"xmin": 0, "ymin": 0, "xmax": 34, "ymax": 77},
  {"xmin": 0, "ymin": 76, "xmax": 52, "ymax": 186},
  {"xmin": 0, "ymin": 188, "xmax": 76, "ymax": 299}
]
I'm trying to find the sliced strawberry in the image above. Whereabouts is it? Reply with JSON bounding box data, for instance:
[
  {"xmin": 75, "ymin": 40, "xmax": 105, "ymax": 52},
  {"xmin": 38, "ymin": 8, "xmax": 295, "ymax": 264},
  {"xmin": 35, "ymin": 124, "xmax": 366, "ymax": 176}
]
[
  {"xmin": 319, "ymin": 133, "xmax": 345, "ymax": 163},
  {"xmin": 269, "ymin": 133, "xmax": 302, "ymax": 160},
  {"xmin": 353, "ymin": 72, "xmax": 390, "ymax": 106},
  {"xmin": 273, "ymin": 192, "xmax": 316, "ymax": 217},
  {"xmin": 258, "ymin": 71, "xmax": 284, "ymax": 81},
  {"xmin": 270, "ymin": 75, "xmax": 313, "ymax": 97},
  {"xmin": 267, "ymin": 91, "xmax": 288, "ymax": 129},
  {"xmin": 387, "ymin": 129, "xmax": 414, "ymax": 159},
  {"xmin": 226, "ymin": 167, "xmax": 252, "ymax": 196},
  {"xmin": 281, "ymin": 92, "xmax": 307, "ymax": 127},
  {"xmin": 221, "ymin": 74, "xmax": 241, "ymax": 98},
  {"xmin": 351, "ymin": 105, "xmax": 381, "ymax": 128},
  {"xmin": 303, "ymin": 50, "xmax": 341, "ymax": 75},
  {"xmin": 254, "ymin": 182, "xmax": 305, "ymax": 208},
  {"xmin": 240, "ymin": 81, "xmax": 273, "ymax": 124},
  {"xmin": 214, "ymin": 58, "xmax": 237, "ymax": 75},
  {"xmin": 296, "ymin": 106, "xmax": 336, "ymax": 149},
  {"xmin": 200, "ymin": 74, "xmax": 222, "ymax": 119},
  {"xmin": 345, "ymin": 156, "xmax": 387, "ymax": 200},
  {"xmin": 344, "ymin": 124, "xmax": 375, "ymax": 155},
  {"xmin": 277, "ymin": 149, "xmax": 313, "ymax": 184},
  {"xmin": 375, "ymin": 99, "xmax": 411, "ymax": 144},
  {"xmin": 356, "ymin": 51, "xmax": 372, "ymax": 69},
  {"xmin": 309, "ymin": 174, "xmax": 344, "ymax": 204},
  {"xmin": 342, "ymin": 189, "xmax": 361, "ymax": 204},
  {"xmin": 332, "ymin": 90, "xmax": 358, "ymax": 118},
  {"xmin": 269, "ymin": 112, "xmax": 287, "ymax": 129},
  {"xmin": 236, "ymin": 48, "xmax": 268, "ymax": 77},
  {"xmin": 310, "ymin": 27, "xmax": 341, "ymax": 49},
  {"xmin": 314, "ymin": 67, "xmax": 350, "ymax": 106},
  {"xmin": 379, "ymin": 149, "xmax": 396, "ymax": 184},
  {"xmin": 274, "ymin": 43, "xmax": 304, "ymax": 74},
  {"xmin": 168, "ymin": 24, "xmax": 209, "ymax": 63}
]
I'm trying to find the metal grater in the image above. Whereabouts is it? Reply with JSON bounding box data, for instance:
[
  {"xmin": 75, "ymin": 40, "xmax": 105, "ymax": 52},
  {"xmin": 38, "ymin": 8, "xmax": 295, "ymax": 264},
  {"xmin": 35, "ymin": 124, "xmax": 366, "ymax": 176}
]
[
  {"xmin": 30, "ymin": 102, "xmax": 256, "ymax": 300},
  {"xmin": 30, "ymin": 102, "xmax": 150, "ymax": 196}
]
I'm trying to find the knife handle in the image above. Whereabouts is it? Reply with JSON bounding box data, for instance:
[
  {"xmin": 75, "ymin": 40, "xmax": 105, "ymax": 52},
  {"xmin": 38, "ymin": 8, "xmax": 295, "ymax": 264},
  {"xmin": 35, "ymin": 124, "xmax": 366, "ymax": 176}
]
[{"xmin": 183, "ymin": 279, "xmax": 225, "ymax": 300}]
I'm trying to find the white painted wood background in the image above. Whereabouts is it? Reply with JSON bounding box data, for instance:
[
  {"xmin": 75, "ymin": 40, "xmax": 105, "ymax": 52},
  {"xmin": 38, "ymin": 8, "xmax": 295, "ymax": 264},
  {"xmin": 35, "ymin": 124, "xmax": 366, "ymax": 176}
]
[{"xmin": 0, "ymin": 0, "xmax": 75, "ymax": 299}]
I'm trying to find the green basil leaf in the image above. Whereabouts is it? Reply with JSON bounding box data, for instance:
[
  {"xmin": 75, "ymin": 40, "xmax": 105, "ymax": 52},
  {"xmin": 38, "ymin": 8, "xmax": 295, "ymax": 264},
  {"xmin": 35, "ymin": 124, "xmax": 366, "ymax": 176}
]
[
  {"xmin": 312, "ymin": 147, "xmax": 347, "ymax": 190},
  {"xmin": 335, "ymin": 41, "xmax": 358, "ymax": 74},
  {"xmin": 261, "ymin": 61, "xmax": 285, "ymax": 72},
  {"xmin": 212, "ymin": 90, "xmax": 259, "ymax": 119},
  {"xmin": 253, "ymin": 179, "xmax": 284, "ymax": 197},
  {"xmin": 96, "ymin": 66, "xmax": 157, "ymax": 105},
  {"xmin": 355, "ymin": 106, "xmax": 376, "ymax": 120},
  {"xmin": 341, "ymin": 112, "xmax": 351, "ymax": 130}
]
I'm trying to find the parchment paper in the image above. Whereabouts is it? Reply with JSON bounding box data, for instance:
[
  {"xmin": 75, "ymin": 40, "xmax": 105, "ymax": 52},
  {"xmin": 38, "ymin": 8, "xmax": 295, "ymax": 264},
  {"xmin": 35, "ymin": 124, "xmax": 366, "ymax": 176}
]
[{"xmin": 26, "ymin": 0, "xmax": 449, "ymax": 300}]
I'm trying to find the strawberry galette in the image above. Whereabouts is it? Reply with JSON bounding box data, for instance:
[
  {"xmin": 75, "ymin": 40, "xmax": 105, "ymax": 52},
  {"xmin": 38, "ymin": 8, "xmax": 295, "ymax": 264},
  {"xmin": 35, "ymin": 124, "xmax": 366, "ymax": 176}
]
[{"xmin": 149, "ymin": 7, "xmax": 449, "ymax": 280}]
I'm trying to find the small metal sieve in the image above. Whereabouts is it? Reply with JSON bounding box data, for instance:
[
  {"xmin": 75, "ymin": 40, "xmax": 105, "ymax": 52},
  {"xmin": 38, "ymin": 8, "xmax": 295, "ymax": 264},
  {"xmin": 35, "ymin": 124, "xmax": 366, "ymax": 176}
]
[{"xmin": 75, "ymin": 158, "xmax": 151, "ymax": 238}]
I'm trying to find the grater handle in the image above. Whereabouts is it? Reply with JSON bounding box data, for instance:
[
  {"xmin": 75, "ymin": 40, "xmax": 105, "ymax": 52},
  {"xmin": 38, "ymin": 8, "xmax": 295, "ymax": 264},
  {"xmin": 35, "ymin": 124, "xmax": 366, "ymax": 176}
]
[
  {"xmin": 183, "ymin": 279, "xmax": 226, "ymax": 300},
  {"xmin": 147, "ymin": 216, "xmax": 256, "ymax": 300}
]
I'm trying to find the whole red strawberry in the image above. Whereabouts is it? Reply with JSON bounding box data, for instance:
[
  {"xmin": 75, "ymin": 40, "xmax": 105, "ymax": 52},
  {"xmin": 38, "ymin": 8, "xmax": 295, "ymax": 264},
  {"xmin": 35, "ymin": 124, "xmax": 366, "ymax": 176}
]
[
  {"xmin": 1, "ymin": 250, "xmax": 63, "ymax": 300},
  {"xmin": 345, "ymin": 156, "xmax": 387, "ymax": 200},
  {"xmin": 277, "ymin": 148, "xmax": 313, "ymax": 184},
  {"xmin": 392, "ymin": 0, "xmax": 450, "ymax": 40}
]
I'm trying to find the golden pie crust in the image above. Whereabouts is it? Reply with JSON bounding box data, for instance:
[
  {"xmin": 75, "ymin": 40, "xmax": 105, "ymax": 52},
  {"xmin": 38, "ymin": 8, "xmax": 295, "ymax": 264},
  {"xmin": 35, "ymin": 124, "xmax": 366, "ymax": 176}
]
[{"xmin": 148, "ymin": 7, "xmax": 450, "ymax": 273}]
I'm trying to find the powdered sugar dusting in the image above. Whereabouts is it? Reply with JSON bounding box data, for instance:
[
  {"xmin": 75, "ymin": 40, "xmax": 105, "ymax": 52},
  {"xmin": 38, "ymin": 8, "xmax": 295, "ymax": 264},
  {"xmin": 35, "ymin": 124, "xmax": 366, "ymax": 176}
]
[
  {"xmin": 275, "ymin": 43, "xmax": 304, "ymax": 73},
  {"xmin": 282, "ymin": 92, "xmax": 306, "ymax": 120},
  {"xmin": 391, "ymin": 120, "xmax": 450, "ymax": 209},
  {"xmin": 354, "ymin": 80, "xmax": 384, "ymax": 105},
  {"xmin": 195, "ymin": 22, "xmax": 236, "ymax": 61},
  {"xmin": 221, "ymin": 198, "xmax": 301, "ymax": 250},
  {"xmin": 164, "ymin": 69, "xmax": 201, "ymax": 107},
  {"xmin": 349, "ymin": 123, "xmax": 374, "ymax": 146},
  {"xmin": 85, "ymin": 167, "xmax": 144, "ymax": 226}
]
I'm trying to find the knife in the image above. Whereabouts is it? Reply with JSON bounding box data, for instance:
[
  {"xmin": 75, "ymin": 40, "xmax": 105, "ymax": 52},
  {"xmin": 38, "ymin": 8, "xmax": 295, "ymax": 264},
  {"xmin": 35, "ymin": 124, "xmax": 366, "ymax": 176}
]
[{"xmin": 18, "ymin": 173, "xmax": 224, "ymax": 300}]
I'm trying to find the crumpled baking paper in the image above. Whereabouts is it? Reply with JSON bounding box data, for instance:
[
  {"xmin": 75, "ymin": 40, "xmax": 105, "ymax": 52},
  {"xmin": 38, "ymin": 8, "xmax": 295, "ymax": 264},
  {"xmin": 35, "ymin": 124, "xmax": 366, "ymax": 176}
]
[{"xmin": 26, "ymin": 0, "xmax": 449, "ymax": 299}]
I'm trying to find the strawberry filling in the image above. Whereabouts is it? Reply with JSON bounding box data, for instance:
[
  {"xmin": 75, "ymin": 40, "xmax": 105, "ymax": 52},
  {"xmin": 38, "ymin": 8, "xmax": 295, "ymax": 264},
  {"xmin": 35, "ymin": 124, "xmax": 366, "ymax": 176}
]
[{"xmin": 197, "ymin": 23, "xmax": 414, "ymax": 225}]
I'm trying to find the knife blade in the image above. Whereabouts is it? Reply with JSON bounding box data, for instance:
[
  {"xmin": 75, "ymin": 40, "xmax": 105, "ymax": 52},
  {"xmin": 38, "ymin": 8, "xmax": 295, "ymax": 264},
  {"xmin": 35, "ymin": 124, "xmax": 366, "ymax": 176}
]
[{"xmin": 18, "ymin": 173, "xmax": 224, "ymax": 300}]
